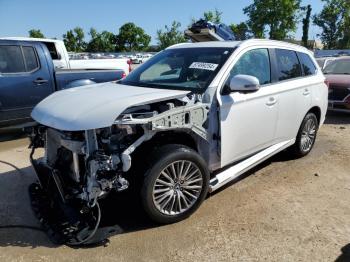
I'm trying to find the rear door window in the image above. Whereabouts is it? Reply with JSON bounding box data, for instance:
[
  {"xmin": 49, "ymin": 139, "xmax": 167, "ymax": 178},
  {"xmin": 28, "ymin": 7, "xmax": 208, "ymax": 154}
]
[
  {"xmin": 275, "ymin": 49, "xmax": 302, "ymax": 81},
  {"xmin": 298, "ymin": 52, "xmax": 317, "ymax": 76},
  {"xmin": 0, "ymin": 45, "xmax": 26, "ymax": 73},
  {"xmin": 23, "ymin": 46, "xmax": 39, "ymax": 72}
]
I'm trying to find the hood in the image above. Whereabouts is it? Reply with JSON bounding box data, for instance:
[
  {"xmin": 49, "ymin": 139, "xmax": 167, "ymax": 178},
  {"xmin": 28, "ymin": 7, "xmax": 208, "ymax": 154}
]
[
  {"xmin": 325, "ymin": 74, "xmax": 350, "ymax": 85},
  {"xmin": 31, "ymin": 82, "xmax": 190, "ymax": 131}
]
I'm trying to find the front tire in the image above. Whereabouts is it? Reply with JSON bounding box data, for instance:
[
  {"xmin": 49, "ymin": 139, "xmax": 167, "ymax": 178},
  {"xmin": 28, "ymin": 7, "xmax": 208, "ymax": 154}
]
[
  {"xmin": 291, "ymin": 112, "xmax": 318, "ymax": 158},
  {"xmin": 141, "ymin": 144, "xmax": 209, "ymax": 224}
]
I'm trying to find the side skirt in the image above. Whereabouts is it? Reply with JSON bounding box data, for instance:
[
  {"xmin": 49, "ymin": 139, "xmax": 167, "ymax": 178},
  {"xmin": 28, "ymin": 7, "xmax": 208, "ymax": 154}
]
[{"xmin": 209, "ymin": 139, "xmax": 295, "ymax": 193}]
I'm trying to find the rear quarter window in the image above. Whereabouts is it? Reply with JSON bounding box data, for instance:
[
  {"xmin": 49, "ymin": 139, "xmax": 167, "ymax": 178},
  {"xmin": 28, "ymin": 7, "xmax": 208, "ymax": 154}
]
[
  {"xmin": 43, "ymin": 42, "xmax": 59, "ymax": 60},
  {"xmin": 275, "ymin": 49, "xmax": 302, "ymax": 81},
  {"xmin": 298, "ymin": 52, "xmax": 317, "ymax": 76}
]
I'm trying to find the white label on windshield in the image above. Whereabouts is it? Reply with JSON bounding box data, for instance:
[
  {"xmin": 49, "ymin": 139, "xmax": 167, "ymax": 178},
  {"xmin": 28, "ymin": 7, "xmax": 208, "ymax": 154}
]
[{"xmin": 189, "ymin": 62, "xmax": 218, "ymax": 71}]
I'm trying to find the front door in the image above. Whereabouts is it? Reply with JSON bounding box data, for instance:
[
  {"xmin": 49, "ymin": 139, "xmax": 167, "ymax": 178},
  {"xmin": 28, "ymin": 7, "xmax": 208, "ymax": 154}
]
[{"xmin": 219, "ymin": 48, "xmax": 279, "ymax": 167}]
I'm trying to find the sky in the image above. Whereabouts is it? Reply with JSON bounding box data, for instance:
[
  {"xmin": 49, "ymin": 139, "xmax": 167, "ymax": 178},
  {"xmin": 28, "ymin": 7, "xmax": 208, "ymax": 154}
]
[{"xmin": 0, "ymin": 0, "xmax": 324, "ymax": 44}]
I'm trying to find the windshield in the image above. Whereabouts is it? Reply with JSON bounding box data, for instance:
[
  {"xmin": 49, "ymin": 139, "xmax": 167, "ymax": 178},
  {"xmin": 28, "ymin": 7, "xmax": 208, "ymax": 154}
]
[
  {"xmin": 120, "ymin": 47, "xmax": 234, "ymax": 92},
  {"xmin": 323, "ymin": 59, "xmax": 350, "ymax": 74}
]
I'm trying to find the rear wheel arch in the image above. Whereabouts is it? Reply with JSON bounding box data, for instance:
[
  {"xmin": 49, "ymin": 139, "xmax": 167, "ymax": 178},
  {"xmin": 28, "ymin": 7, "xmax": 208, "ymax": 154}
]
[{"xmin": 308, "ymin": 106, "xmax": 321, "ymax": 126}]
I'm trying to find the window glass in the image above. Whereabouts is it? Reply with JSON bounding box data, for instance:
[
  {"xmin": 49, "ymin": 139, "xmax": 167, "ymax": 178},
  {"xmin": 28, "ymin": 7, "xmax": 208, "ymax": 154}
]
[
  {"xmin": 140, "ymin": 56, "xmax": 184, "ymax": 81},
  {"xmin": 23, "ymin": 46, "xmax": 39, "ymax": 71},
  {"xmin": 298, "ymin": 52, "xmax": 316, "ymax": 76},
  {"xmin": 0, "ymin": 45, "xmax": 25, "ymax": 73},
  {"xmin": 275, "ymin": 49, "xmax": 302, "ymax": 81},
  {"xmin": 43, "ymin": 42, "xmax": 59, "ymax": 60},
  {"xmin": 227, "ymin": 49, "xmax": 271, "ymax": 85},
  {"xmin": 122, "ymin": 48, "xmax": 234, "ymax": 92},
  {"xmin": 323, "ymin": 59, "xmax": 350, "ymax": 75}
]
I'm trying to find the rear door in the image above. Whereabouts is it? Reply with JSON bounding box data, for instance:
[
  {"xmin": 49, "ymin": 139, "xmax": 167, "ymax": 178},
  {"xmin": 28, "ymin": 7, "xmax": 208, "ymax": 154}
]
[
  {"xmin": 270, "ymin": 49, "xmax": 313, "ymax": 142},
  {"xmin": 0, "ymin": 42, "xmax": 54, "ymax": 127}
]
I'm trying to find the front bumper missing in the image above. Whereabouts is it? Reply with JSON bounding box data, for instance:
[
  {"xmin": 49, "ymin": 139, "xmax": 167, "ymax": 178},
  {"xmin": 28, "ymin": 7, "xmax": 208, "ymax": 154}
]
[{"xmin": 29, "ymin": 159, "xmax": 121, "ymax": 246}]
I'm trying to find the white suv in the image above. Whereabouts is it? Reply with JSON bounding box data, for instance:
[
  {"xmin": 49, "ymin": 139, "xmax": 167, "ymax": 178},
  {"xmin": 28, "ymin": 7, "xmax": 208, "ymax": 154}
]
[{"xmin": 29, "ymin": 39, "xmax": 328, "ymax": 245}]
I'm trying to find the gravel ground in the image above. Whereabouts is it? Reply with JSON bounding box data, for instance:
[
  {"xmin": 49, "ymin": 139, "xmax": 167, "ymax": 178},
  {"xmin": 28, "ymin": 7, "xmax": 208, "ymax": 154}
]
[{"xmin": 0, "ymin": 112, "xmax": 349, "ymax": 262}]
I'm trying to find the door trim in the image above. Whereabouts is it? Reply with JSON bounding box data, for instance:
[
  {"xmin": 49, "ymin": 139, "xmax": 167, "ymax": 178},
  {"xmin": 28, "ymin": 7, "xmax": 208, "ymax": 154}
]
[{"xmin": 209, "ymin": 139, "xmax": 295, "ymax": 192}]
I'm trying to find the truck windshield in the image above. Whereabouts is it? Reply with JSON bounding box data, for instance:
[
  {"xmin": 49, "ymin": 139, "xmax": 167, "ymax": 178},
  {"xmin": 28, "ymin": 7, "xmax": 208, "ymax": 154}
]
[{"xmin": 120, "ymin": 47, "xmax": 234, "ymax": 92}]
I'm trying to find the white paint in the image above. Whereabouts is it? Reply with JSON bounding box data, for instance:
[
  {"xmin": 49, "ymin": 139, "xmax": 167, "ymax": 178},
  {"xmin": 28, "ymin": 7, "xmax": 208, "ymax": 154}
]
[
  {"xmin": 209, "ymin": 139, "xmax": 295, "ymax": 192},
  {"xmin": 214, "ymin": 40, "xmax": 327, "ymax": 169},
  {"xmin": 31, "ymin": 82, "xmax": 189, "ymax": 131}
]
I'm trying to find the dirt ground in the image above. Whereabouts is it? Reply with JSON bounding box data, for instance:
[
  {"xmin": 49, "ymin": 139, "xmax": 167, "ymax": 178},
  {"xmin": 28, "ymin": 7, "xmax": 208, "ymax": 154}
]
[{"xmin": 0, "ymin": 112, "xmax": 349, "ymax": 262}]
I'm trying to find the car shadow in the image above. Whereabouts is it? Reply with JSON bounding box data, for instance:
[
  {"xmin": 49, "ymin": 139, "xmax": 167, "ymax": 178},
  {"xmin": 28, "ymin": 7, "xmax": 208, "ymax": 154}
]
[
  {"xmin": 0, "ymin": 164, "xmax": 57, "ymax": 248},
  {"xmin": 335, "ymin": 243, "xmax": 350, "ymax": 262},
  {"xmin": 325, "ymin": 111, "xmax": 350, "ymax": 125},
  {"xmin": 0, "ymin": 140, "xmax": 320, "ymax": 249},
  {"xmin": 0, "ymin": 129, "xmax": 26, "ymax": 143},
  {"xmin": 208, "ymin": 148, "xmax": 296, "ymax": 196},
  {"xmin": 0, "ymin": 161, "xmax": 162, "ymax": 248}
]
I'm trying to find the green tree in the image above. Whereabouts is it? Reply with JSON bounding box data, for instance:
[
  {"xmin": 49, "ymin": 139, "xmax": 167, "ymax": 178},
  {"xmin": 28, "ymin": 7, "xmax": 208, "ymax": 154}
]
[
  {"xmin": 243, "ymin": 0, "xmax": 301, "ymax": 40},
  {"xmin": 157, "ymin": 21, "xmax": 186, "ymax": 50},
  {"xmin": 313, "ymin": 0, "xmax": 349, "ymax": 49},
  {"xmin": 116, "ymin": 22, "xmax": 151, "ymax": 51},
  {"xmin": 302, "ymin": 5, "xmax": 312, "ymax": 48},
  {"xmin": 203, "ymin": 8, "xmax": 222, "ymax": 23},
  {"xmin": 86, "ymin": 28, "xmax": 116, "ymax": 52},
  {"xmin": 338, "ymin": 17, "xmax": 350, "ymax": 48},
  {"xmin": 230, "ymin": 22, "xmax": 251, "ymax": 40},
  {"xmin": 63, "ymin": 27, "xmax": 86, "ymax": 52},
  {"xmin": 29, "ymin": 29, "xmax": 45, "ymax": 38}
]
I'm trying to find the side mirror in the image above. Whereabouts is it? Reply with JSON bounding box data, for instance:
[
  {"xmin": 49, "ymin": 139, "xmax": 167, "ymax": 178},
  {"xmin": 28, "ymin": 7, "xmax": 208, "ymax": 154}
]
[
  {"xmin": 228, "ymin": 74, "xmax": 260, "ymax": 93},
  {"xmin": 56, "ymin": 52, "xmax": 62, "ymax": 60}
]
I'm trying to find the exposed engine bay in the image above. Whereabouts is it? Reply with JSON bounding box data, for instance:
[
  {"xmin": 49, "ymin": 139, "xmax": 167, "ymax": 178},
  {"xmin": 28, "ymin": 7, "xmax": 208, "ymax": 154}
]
[{"xmin": 29, "ymin": 96, "xmax": 210, "ymax": 245}]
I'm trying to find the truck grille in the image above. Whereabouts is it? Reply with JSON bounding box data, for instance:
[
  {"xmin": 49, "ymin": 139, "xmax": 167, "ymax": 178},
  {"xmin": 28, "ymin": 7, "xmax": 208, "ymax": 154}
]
[{"xmin": 328, "ymin": 85, "xmax": 350, "ymax": 101}]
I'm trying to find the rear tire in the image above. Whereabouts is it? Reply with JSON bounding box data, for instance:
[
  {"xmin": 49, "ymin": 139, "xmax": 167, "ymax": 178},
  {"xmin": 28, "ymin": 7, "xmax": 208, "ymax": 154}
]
[
  {"xmin": 141, "ymin": 144, "xmax": 209, "ymax": 224},
  {"xmin": 291, "ymin": 112, "xmax": 318, "ymax": 158}
]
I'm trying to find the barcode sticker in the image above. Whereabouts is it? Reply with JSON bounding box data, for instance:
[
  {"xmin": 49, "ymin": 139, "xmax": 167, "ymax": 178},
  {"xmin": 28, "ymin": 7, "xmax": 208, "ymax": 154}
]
[{"xmin": 189, "ymin": 62, "xmax": 218, "ymax": 71}]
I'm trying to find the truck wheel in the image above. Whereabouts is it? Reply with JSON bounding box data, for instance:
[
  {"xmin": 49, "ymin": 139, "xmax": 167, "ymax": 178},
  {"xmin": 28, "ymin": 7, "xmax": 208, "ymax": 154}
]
[
  {"xmin": 291, "ymin": 112, "xmax": 318, "ymax": 158},
  {"xmin": 141, "ymin": 144, "xmax": 209, "ymax": 224}
]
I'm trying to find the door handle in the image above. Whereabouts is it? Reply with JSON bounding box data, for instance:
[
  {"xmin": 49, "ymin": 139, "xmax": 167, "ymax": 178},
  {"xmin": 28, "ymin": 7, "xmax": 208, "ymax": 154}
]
[
  {"xmin": 33, "ymin": 78, "xmax": 48, "ymax": 85},
  {"xmin": 266, "ymin": 97, "xmax": 277, "ymax": 106},
  {"xmin": 303, "ymin": 89, "xmax": 310, "ymax": 96}
]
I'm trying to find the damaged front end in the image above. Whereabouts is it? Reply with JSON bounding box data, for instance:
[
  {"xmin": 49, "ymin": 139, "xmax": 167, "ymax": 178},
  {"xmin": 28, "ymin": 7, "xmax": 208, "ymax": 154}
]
[{"xmin": 28, "ymin": 98, "xmax": 209, "ymax": 245}]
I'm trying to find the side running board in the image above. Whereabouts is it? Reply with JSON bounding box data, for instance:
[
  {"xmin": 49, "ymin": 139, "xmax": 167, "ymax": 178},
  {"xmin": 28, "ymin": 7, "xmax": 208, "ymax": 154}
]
[{"xmin": 209, "ymin": 139, "xmax": 295, "ymax": 193}]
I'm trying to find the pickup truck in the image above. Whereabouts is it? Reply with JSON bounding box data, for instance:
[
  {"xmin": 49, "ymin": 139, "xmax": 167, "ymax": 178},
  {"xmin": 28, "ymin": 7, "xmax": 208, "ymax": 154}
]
[
  {"xmin": 0, "ymin": 39, "xmax": 125, "ymax": 129},
  {"xmin": 0, "ymin": 37, "xmax": 131, "ymax": 74}
]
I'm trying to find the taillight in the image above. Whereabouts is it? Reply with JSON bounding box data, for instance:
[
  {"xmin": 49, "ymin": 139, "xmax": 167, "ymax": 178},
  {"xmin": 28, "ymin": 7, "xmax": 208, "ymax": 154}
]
[
  {"xmin": 121, "ymin": 72, "xmax": 126, "ymax": 78},
  {"xmin": 127, "ymin": 59, "xmax": 132, "ymax": 73},
  {"xmin": 324, "ymin": 80, "xmax": 330, "ymax": 88}
]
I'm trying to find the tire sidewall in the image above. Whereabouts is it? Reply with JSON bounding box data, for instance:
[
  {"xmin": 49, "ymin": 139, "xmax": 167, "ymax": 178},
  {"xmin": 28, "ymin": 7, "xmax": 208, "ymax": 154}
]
[
  {"xmin": 141, "ymin": 145, "xmax": 209, "ymax": 224},
  {"xmin": 295, "ymin": 113, "xmax": 318, "ymax": 157}
]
